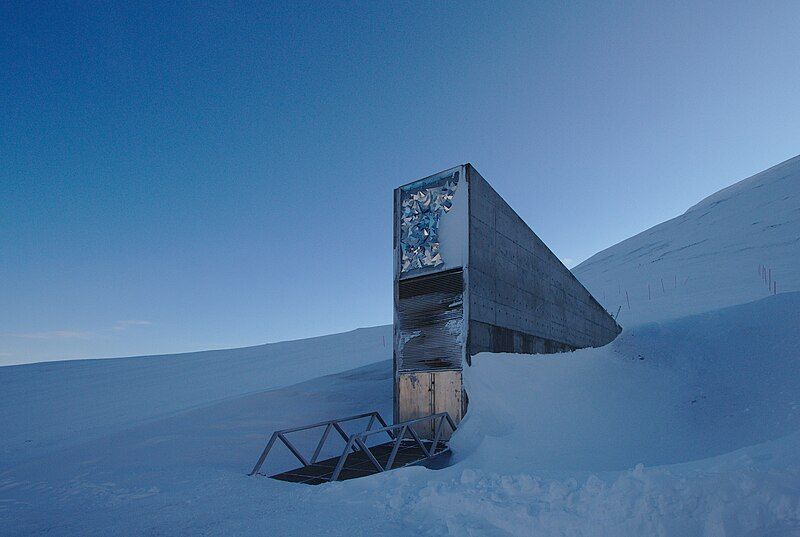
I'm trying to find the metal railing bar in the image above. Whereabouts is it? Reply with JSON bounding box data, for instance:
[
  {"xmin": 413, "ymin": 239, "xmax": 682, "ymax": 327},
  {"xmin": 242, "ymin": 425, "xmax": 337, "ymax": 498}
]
[
  {"xmin": 354, "ymin": 436, "xmax": 384, "ymax": 473},
  {"xmin": 406, "ymin": 426, "xmax": 430, "ymax": 457},
  {"xmin": 358, "ymin": 428, "xmax": 397, "ymax": 441},
  {"xmin": 332, "ymin": 422, "xmax": 360, "ymax": 452},
  {"xmin": 275, "ymin": 412, "xmax": 380, "ymax": 435},
  {"xmin": 310, "ymin": 423, "xmax": 333, "ymax": 464},
  {"xmin": 385, "ymin": 425, "xmax": 407, "ymax": 470},
  {"xmin": 330, "ymin": 436, "xmax": 357, "ymax": 481},
  {"xmin": 249, "ymin": 432, "xmax": 279, "ymax": 475},
  {"xmin": 278, "ymin": 433, "xmax": 310, "ymax": 467},
  {"xmin": 359, "ymin": 413, "xmax": 451, "ymax": 438},
  {"xmin": 444, "ymin": 413, "xmax": 457, "ymax": 432},
  {"xmin": 430, "ymin": 415, "xmax": 444, "ymax": 456},
  {"xmin": 366, "ymin": 413, "xmax": 376, "ymax": 432},
  {"xmin": 374, "ymin": 412, "xmax": 394, "ymax": 439}
]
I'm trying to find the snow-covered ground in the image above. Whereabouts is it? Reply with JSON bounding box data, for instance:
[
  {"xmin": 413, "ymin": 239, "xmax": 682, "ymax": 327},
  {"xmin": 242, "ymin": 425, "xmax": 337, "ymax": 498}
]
[
  {"xmin": 0, "ymin": 325, "xmax": 391, "ymax": 465},
  {"xmin": 2, "ymin": 157, "xmax": 799, "ymax": 536}
]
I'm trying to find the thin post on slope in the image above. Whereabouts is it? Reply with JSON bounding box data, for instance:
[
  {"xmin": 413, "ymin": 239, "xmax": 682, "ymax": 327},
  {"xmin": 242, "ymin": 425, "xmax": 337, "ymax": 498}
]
[{"xmin": 626, "ymin": 291, "xmax": 630, "ymax": 310}]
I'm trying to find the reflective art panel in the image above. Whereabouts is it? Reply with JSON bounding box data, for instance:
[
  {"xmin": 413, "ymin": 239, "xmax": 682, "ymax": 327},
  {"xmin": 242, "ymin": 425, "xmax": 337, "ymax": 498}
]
[{"xmin": 399, "ymin": 170, "xmax": 459, "ymax": 273}]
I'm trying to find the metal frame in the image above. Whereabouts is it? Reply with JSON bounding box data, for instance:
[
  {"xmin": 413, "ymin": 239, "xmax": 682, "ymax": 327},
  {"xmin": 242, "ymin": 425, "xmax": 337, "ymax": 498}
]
[
  {"xmin": 249, "ymin": 411, "xmax": 457, "ymax": 482},
  {"xmin": 330, "ymin": 412, "xmax": 457, "ymax": 481},
  {"xmin": 249, "ymin": 411, "xmax": 390, "ymax": 476}
]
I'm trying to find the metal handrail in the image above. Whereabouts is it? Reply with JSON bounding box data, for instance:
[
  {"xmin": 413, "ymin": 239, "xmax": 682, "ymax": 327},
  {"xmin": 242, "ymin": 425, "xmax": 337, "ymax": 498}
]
[
  {"xmin": 358, "ymin": 412, "xmax": 456, "ymax": 438},
  {"xmin": 249, "ymin": 411, "xmax": 390, "ymax": 476},
  {"xmin": 329, "ymin": 412, "xmax": 457, "ymax": 481},
  {"xmin": 268, "ymin": 411, "xmax": 384, "ymax": 435}
]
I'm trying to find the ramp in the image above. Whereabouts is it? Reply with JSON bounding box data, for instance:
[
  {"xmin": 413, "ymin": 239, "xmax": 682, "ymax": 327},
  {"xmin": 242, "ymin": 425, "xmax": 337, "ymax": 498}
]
[{"xmin": 249, "ymin": 411, "xmax": 456, "ymax": 485}]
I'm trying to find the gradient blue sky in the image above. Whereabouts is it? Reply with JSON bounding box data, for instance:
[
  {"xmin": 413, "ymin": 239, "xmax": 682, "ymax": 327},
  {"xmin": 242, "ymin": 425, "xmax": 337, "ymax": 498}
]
[{"xmin": 2, "ymin": 1, "xmax": 800, "ymax": 365}]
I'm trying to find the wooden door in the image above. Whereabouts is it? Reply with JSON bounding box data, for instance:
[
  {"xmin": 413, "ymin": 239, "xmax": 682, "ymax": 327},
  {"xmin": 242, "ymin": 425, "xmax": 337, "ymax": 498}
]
[
  {"xmin": 397, "ymin": 372, "xmax": 433, "ymax": 437},
  {"xmin": 432, "ymin": 370, "xmax": 461, "ymax": 441},
  {"xmin": 397, "ymin": 371, "xmax": 462, "ymax": 439}
]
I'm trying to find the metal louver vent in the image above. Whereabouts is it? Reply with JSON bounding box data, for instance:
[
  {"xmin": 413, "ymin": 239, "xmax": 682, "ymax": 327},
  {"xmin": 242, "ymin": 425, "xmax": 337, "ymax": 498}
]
[
  {"xmin": 396, "ymin": 268, "xmax": 464, "ymax": 371},
  {"xmin": 399, "ymin": 268, "xmax": 464, "ymax": 299}
]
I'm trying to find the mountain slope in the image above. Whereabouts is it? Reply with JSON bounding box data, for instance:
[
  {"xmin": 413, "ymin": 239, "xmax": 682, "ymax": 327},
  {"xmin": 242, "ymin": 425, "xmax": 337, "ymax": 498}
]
[
  {"xmin": 0, "ymin": 325, "xmax": 391, "ymax": 464},
  {"xmin": 574, "ymin": 154, "xmax": 800, "ymax": 325}
]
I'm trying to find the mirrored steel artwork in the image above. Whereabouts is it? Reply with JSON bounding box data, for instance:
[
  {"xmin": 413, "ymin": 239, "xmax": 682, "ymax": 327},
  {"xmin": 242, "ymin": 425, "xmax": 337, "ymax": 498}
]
[{"xmin": 399, "ymin": 171, "xmax": 459, "ymax": 273}]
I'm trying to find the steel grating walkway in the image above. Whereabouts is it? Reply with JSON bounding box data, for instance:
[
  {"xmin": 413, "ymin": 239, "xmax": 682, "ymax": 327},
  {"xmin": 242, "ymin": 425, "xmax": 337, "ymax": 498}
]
[
  {"xmin": 249, "ymin": 411, "xmax": 456, "ymax": 485},
  {"xmin": 268, "ymin": 439, "xmax": 444, "ymax": 485}
]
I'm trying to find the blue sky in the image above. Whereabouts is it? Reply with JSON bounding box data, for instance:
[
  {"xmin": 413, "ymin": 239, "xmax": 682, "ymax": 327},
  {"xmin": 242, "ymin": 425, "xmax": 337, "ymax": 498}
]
[{"xmin": 2, "ymin": 1, "xmax": 800, "ymax": 365}]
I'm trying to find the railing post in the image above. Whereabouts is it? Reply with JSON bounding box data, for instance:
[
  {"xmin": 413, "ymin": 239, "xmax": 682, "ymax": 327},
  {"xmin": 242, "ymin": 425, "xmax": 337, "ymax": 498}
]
[
  {"xmin": 354, "ymin": 436, "xmax": 384, "ymax": 473},
  {"xmin": 310, "ymin": 423, "xmax": 333, "ymax": 464},
  {"xmin": 444, "ymin": 412, "xmax": 457, "ymax": 433},
  {"xmin": 385, "ymin": 425, "xmax": 407, "ymax": 470},
  {"xmin": 249, "ymin": 432, "xmax": 279, "ymax": 475},
  {"xmin": 406, "ymin": 426, "xmax": 430, "ymax": 457},
  {"xmin": 278, "ymin": 433, "xmax": 310, "ymax": 467},
  {"xmin": 374, "ymin": 412, "xmax": 394, "ymax": 439},
  {"xmin": 332, "ymin": 421, "xmax": 360, "ymax": 452},
  {"xmin": 430, "ymin": 415, "xmax": 445, "ymax": 456},
  {"xmin": 331, "ymin": 435, "xmax": 357, "ymax": 481}
]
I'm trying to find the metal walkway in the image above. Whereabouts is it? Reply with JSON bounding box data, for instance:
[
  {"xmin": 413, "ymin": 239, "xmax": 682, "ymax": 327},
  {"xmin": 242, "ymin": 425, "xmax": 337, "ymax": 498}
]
[{"xmin": 249, "ymin": 411, "xmax": 457, "ymax": 485}]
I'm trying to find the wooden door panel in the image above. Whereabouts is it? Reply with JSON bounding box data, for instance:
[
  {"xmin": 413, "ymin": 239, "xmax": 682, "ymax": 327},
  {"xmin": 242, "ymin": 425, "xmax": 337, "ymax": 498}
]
[
  {"xmin": 397, "ymin": 372, "xmax": 433, "ymax": 437},
  {"xmin": 433, "ymin": 370, "xmax": 461, "ymax": 440}
]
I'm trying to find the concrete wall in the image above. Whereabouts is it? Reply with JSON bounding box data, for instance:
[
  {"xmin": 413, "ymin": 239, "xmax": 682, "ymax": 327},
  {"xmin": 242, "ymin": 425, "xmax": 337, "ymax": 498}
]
[
  {"xmin": 466, "ymin": 165, "xmax": 621, "ymax": 355},
  {"xmin": 393, "ymin": 163, "xmax": 621, "ymax": 429}
]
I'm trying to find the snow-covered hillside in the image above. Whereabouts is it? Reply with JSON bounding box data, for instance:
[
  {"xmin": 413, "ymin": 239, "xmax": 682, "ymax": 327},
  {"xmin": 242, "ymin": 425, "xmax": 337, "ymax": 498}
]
[
  {"xmin": 574, "ymin": 155, "xmax": 800, "ymax": 325},
  {"xmin": 0, "ymin": 326, "xmax": 391, "ymax": 464},
  {"xmin": 2, "ymin": 157, "xmax": 800, "ymax": 536}
]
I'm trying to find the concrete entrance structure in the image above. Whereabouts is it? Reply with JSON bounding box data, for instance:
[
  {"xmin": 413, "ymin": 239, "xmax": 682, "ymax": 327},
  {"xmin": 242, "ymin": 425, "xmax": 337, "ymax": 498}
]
[{"xmin": 393, "ymin": 164, "xmax": 621, "ymax": 438}]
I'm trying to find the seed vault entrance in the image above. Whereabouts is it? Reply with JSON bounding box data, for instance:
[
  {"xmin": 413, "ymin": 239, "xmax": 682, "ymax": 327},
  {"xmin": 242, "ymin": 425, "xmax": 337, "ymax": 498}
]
[
  {"xmin": 393, "ymin": 164, "xmax": 622, "ymax": 439},
  {"xmin": 250, "ymin": 163, "xmax": 622, "ymax": 484}
]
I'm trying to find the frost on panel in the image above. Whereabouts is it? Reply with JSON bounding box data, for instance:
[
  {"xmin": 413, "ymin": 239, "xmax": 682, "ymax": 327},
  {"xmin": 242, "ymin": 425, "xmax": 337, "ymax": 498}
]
[{"xmin": 399, "ymin": 170, "xmax": 459, "ymax": 273}]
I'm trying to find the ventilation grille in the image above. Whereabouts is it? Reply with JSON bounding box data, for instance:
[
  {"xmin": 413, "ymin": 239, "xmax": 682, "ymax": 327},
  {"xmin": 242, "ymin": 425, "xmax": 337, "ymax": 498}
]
[
  {"xmin": 399, "ymin": 268, "xmax": 464, "ymax": 299},
  {"xmin": 396, "ymin": 269, "xmax": 464, "ymax": 371}
]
